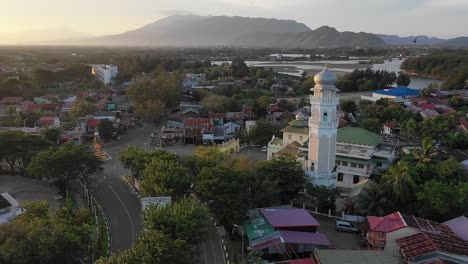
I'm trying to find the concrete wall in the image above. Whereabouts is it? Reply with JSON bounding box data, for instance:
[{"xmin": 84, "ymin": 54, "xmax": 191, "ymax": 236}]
[{"xmin": 384, "ymin": 227, "xmax": 420, "ymax": 258}]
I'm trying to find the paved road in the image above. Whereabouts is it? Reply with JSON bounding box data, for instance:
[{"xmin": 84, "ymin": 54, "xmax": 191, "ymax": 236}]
[
  {"xmin": 199, "ymin": 221, "xmax": 226, "ymax": 264},
  {"xmin": 90, "ymin": 123, "xmax": 153, "ymax": 253},
  {"xmin": 313, "ymin": 214, "xmax": 361, "ymax": 250}
]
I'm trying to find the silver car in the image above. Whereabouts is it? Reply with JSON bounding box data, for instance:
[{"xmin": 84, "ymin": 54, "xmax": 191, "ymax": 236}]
[{"xmin": 335, "ymin": 220, "xmax": 359, "ymax": 233}]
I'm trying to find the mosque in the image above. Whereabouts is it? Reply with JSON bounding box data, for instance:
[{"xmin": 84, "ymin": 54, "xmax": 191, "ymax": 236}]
[{"xmin": 267, "ymin": 67, "xmax": 398, "ymax": 189}]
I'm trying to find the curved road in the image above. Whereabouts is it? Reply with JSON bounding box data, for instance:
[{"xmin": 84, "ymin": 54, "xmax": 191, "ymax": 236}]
[
  {"xmin": 90, "ymin": 123, "xmax": 227, "ymax": 263},
  {"xmin": 90, "ymin": 124, "xmax": 153, "ymax": 252}
]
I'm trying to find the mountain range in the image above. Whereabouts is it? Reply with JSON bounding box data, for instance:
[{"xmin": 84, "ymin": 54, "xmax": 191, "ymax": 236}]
[{"xmin": 47, "ymin": 15, "xmax": 468, "ymax": 48}]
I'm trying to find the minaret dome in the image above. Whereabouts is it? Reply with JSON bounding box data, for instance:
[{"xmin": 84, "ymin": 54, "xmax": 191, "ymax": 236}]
[{"xmin": 313, "ymin": 67, "xmax": 337, "ymax": 86}]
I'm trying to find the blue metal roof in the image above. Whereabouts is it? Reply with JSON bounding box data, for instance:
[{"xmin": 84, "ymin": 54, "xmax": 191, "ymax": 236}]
[{"xmin": 374, "ymin": 86, "xmax": 420, "ymax": 97}]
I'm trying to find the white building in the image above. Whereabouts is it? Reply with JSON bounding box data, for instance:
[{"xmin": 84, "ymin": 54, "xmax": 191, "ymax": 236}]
[{"xmin": 90, "ymin": 64, "xmax": 118, "ymax": 85}]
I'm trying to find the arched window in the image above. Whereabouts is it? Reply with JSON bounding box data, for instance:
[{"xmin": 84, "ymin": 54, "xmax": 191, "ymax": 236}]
[{"xmin": 323, "ymin": 112, "xmax": 328, "ymax": 121}]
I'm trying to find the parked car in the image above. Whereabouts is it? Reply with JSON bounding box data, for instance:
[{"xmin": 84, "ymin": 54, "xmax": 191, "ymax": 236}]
[
  {"xmin": 261, "ymin": 146, "xmax": 267, "ymax": 152},
  {"xmin": 335, "ymin": 220, "xmax": 359, "ymax": 233}
]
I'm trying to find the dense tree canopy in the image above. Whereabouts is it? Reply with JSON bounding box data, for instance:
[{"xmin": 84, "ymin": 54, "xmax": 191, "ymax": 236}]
[
  {"xmin": 27, "ymin": 142, "xmax": 103, "ymax": 194},
  {"xmin": 249, "ymin": 119, "xmax": 284, "ymax": 145},
  {"xmin": 256, "ymin": 156, "xmax": 307, "ymax": 204},
  {"xmin": 396, "ymin": 73, "xmax": 411, "ymax": 87},
  {"xmin": 97, "ymin": 119, "xmax": 115, "ymax": 141},
  {"xmin": 0, "ymin": 131, "xmax": 50, "ymax": 175},
  {"xmin": 70, "ymin": 99, "xmax": 97, "ymax": 118},
  {"xmin": 140, "ymin": 159, "xmax": 191, "ymax": 198},
  {"xmin": 128, "ymin": 68, "xmax": 181, "ymax": 125},
  {"xmin": 401, "ymin": 51, "xmax": 468, "ymax": 90},
  {"xmin": 336, "ymin": 69, "xmax": 396, "ymax": 92},
  {"xmin": 0, "ymin": 201, "xmax": 91, "ymax": 264}
]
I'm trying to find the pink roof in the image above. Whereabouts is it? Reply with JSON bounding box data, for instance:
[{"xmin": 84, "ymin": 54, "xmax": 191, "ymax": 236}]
[
  {"xmin": 62, "ymin": 102, "xmax": 75, "ymax": 109},
  {"xmin": 36, "ymin": 116, "xmax": 57, "ymax": 123},
  {"xmin": 421, "ymin": 109, "xmax": 439, "ymax": 117},
  {"xmin": 20, "ymin": 100, "xmax": 34, "ymax": 106},
  {"xmin": 444, "ymin": 216, "xmax": 468, "ymax": 241},
  {"xmin": 410, "ymin": 98, "xmax": 424, "ymax": 103},
  {"xmin": 260, "ymin": 208, "xmax": 320, "ymax": 228},
  {"xmin": 289, "ymin": 258, "xmax": 315, "ymax": 264},
  {"xmin": 368, "ymin": 212, "xmax": 406, "ymax": 233},
  {"xmin": 1, "ymin": 96, "xmax": 24, "ymax": 104},
  {"xmin": 279, "ymin": 230, "xmax": 331, "ymax": 246}
]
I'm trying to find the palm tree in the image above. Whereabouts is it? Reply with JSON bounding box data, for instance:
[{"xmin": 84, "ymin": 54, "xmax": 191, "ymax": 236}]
[
  {"xmin": 411, "ymin": 137, "xmax": 438, "ymax": 164},
  {"xmin": 401, "ymin": 118, "xmax": 418, "ymax": 142},
  {"xmin": 357, "ymin": 185, "xmax": 392, "ymax": 216},
  {"xmin": 380, "ymin": 162, "xmax": 417, "ymax": 208}
]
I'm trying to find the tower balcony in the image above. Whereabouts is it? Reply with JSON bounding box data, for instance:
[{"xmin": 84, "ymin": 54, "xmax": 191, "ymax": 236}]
[
  {"xmin": 309, "ymin": 96, "xmax": 339, "ymax": 105},
  {"xmin": 308, "ymin": 119, "xmax": 338, "ymax": 128}
]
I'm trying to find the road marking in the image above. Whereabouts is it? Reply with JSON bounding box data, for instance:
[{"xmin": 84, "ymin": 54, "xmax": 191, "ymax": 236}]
[
  {"xmin": 210, "ymin": 240, "xmax": 218, "ymax": 264},
  {"xmin": 202, "ymin": 242, "xmax": 208, "ymax": 264},
  {"xmin": 107, "ymin": 184, "xmax": 135, "ymax": 245}
]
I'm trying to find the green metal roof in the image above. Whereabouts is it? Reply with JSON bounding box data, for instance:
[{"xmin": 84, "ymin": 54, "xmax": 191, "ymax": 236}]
[
  {"xmin": 280, "ymin": 119, "xmax": 309, "ymax": 134},
  {"xmin": 165, "ymin": 120, "xmax": 184, "ymax": 128},
  {"xmin": 281, "ymin": 126, "xmax": 309, "ymax": 134},
  {"xmin": 180, "ymin": 108, "xmax": 200, "ymax": 115},
  {"xmin": 336, "ymin": 156, "xmax": 375, "ymax": 165},
  {"xmin": 337, "ymin": 127, "xmax": 383, "ymax": 146},
  {"xmin": 244, "ymin": 218, "xmax": 275, "ymax": 241},
  {"xmin": 275, "ymin": 141, "xmax": 301, "ymax": 157},
  {"xmin": 288, "ymin": 119, "xmax": 308, "ymax": 127}
]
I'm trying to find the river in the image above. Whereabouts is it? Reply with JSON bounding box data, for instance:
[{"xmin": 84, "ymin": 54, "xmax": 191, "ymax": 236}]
[{"xmin": 213, "ymin": 58, "xmax": 442, "ymax": 90}]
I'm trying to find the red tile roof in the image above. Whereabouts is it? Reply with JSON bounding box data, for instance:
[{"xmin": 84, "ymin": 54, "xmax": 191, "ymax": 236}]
[
  {"xmin": 209, "ymin": 112, "xmax": 225, "ymax": 119},
  {"xmin": 184, "ymin": 118, "xmax": 214, "ymax": 132},
  {"xmin": 87, "ymin": 119, "xmax": 100, "ymax": 129},
  {"xmin": 368, "ymin": 212, "xmax": 406, "ymax": 233},
  {"xmin": 368, "ymin": 212, "xmax": 453, "ymax": 235},
  {"xmin": 424, "ymin": 98, "xmax": 441, "ymax": 104},
  {"xmin": 384, "ymin": 121, "xmax": 400, "ymax": 129},
  {"xmin": 40, "ymin": 103, "xmax": 59, "ymax": 111},
  {"xmin": 420, "ymin": 103, "xmax": 437, "ymax": 110},
  {"xmin": 338, "ymin": 118, "xmax": 348, "ymax": 128},
  {"xmin": 397, "ymin": 232, "xmax": 468, "ymax": 261},
  {"xmin": 26, "ymin": 104, "xmax": 41, "ymax": 111}
]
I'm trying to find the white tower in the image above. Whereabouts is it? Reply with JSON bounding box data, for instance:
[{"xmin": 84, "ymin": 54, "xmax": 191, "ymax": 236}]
[{"xmin": 306, "ymin": 67, "xmax": 339, "ymax": 187}]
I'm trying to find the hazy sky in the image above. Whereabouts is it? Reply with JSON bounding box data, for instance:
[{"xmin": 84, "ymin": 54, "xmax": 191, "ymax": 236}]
[{"xmin": 1, "ymin": 0, "xmax": 468, "ymax": 43}]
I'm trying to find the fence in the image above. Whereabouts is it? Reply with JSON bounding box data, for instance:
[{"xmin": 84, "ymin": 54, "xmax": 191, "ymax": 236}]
[{"xmin": 73, "ymin": 182, "xmax": 111, "ymax": 262}]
